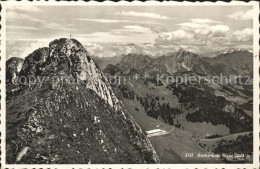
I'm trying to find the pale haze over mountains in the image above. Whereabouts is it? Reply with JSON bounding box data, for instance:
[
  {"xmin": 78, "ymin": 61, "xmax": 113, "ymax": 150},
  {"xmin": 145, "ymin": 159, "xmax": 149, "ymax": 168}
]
[{"xmin": 7, "ymin": 6, "xmax": 253, "ymax": 59}]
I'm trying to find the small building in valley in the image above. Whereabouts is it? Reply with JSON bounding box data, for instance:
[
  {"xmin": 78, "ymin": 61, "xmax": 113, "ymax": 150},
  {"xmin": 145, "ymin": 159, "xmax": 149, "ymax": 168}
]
[{"xmin": 146, "ymin": 129, "xmax": 168, "ymax": 137}]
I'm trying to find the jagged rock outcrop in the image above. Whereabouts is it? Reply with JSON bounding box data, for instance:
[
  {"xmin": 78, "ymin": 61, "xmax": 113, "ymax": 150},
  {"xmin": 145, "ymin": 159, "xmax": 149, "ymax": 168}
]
[
  {"xmin": 19, "ymin": 47, "xmax": 49, "ymax": 78},
  {"xmin": 19, "ymin": 39, "xmax": 122, "ymax": 111},
  {"xmin": 6, "ymin": 38, "xmax": 159, "ymax": 164},
  {"xmin": 6, "ymin": 57, "xmax": 24, "ymax": 84}
]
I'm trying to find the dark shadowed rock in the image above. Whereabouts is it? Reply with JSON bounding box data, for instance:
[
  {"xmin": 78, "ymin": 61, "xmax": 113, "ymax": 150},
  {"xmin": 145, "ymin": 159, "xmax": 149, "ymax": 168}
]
[
  {"xmin": 19, "ymin": 47, "xmax": 49, "ymax": 77},
  {"xmin": 103, "ymin": 64, "xmax": 122, "ymax": 76},
  {"xmin": 6, "ymin": 57, "xmax": 24, "ymax": 84}
]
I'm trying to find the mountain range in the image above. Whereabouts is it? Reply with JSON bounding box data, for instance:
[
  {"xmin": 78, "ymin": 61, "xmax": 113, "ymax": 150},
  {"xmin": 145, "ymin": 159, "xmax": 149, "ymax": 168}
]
[
  {"xmin": 102, "ymin": 48, "xmax": 253, "ymax": 163},
  {"xmin": 107, "ymin": 49, "xmax": 253, "ymax": 76}
]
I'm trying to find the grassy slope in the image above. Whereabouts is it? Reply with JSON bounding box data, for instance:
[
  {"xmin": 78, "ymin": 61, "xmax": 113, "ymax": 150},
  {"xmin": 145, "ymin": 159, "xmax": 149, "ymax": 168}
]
[
  {"xmin": 115, "ymin": 78, "xmax": 253, "ymax": 163},
  {"xmin": 120, "ymin": 97, "xmax": 220, "ymax": 163},
  {"xmin": 6, "ymin": 84, "xmax": 155, "ymax": 164},
  {"xmin": 198, "ymin": 131, "xmax": 252, "ymax": 149}
]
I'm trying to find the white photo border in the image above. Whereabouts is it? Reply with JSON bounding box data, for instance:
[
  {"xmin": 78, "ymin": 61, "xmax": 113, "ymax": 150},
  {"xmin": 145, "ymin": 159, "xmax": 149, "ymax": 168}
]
[{"xmin": 0, "ymin": 1, "xmax": 259, "ymax": 169}]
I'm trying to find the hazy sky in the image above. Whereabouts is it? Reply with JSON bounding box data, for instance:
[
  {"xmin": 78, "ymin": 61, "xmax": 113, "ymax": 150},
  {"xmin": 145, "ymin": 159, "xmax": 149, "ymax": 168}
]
[{"xmin": 6, "ymin": 5, "xmax": 253, "ymax": 59}]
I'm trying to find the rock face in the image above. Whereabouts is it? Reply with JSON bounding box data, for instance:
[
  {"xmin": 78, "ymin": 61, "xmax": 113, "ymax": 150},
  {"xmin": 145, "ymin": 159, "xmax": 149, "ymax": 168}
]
[
  {"xmin": 116, "ymin": 49, "xmax": 207, "ymax": 75},
  {"xmin": 210, "ymin": 50, "xmax": 253, "ymax": 75},
  {"xmin": 116, "ymin": 49, "xmax": 253, "ymax": 76},
  {"xmin": 20, "ymin": 39, "xmax": 122, "ymax": 111},
  {"xmin": 6, "ymin": 38, "xmax": 159, "ymax": 164},
  {"xmin": 104, "ymin": 64, "xmax": 122, "ymax": 76},
  {"xmin": 119, "ymin": 53, "xmax": 152, "ymax": 70},
  {"xmin": 154, "ymin": 49, "xmax": 202, "ymax": 74},
  {"xmin": 6, "ymin": 57, "xmax": 24, "ymax": 84},
  {"xmin": 19, "ymin": 47, "xmax": 49, "ymax": 77}
]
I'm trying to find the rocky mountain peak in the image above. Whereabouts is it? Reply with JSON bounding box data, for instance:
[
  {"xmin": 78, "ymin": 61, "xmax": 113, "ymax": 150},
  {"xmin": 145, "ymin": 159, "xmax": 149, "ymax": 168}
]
[
  {"xmin": 49, "ymin": 38, "xmax": 86, "ymax": 57},
  {"xmin": 45, "ymin": 38, "xmax": 93, "ymax": 78},
  {"xmin": 6, "ymin": 38, "xmax": 160, "ymax": 164},
  {"xmin": 48, "ymin": 38, "xmax": 92, "ymax": 67},
  {"xmin": 19, "ymin": 38, "xmax": 123, "ymax": 111},
  {"xmin": 177, "ymin": 48, "xmax": 184, "ymax": 53},
  {"xmin": 176, "ymin": 49, "xmax": 198, "ymax": 59}
]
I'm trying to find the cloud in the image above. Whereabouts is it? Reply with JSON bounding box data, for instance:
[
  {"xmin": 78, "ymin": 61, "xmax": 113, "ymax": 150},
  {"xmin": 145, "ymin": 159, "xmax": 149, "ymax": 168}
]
[
  {"xmin": 179, "ymin": 19, "xmax": 230, "ymax": 37},
  {"xmin": 84, "ymin": 42, "xmax": 105, "ymax": 56},
  {"xmin": 7, "ymin": 6, "xmax": 42, "ymax": 12},
  {"xmin": 76, "ymin": 18, "xmax": 131, "ymax": 23},
  {"xmin": 115, "ymin": 11, "xmax": 171, "ymax": 20},
  {"xmin": 209, "ymin": 25, "xmax": 230, "ymax": 37},
  {"xmin": 232, "ymin": 28, "xmax": 253, "ymax": 42},
  {"xmin": 6, "ymin": 39, "xmax": 49, "ymax": 59},
  {"xmin": 5, "ymin": 6, "xmax": 254, "ymax": 59},
  {"xmin": 227, "ymin": 9, "xmax": 253, "ymax": 20},
  {"xmin": 7, "ymin": 11, "xmax": 43, "ymax": 22},
  {"xmin": 155, "ymin": 22, "xmax": 231, "ymax": 53},
  {"xmin": 7, "ymin": 25, "xmax": 38, "ymax": 30},
  {"xmin": 75, "ymin": 25, "xmax": 157, "ymax": 44},
  {"xmin": 191, "ymin": 18, "xmax": 220, "ymax": 24},
  {"xmin": 177, "ymin": 18, "xmax": 220, "ymax": 30},
  {"xmin": 7, "ymin": 11, "xmax": 35, "ymax": 21},
  {"xmin": 7, "ymin": 20, "xmax": 73, "ymax": 36},
  {"xmin": 83, "ymin": 42, "xmax": 153, "ymax": 58},
  {"xmin": 84, "ymin": 42, "xmax": 182, "ymax": 58},
  {"xmin": 43, "ymin": 22, "xmax": 75, "ymax": 31},
  {"xmin": 150, "ymin": 25, "xmax": 167, "ymax": 33},
  {"xmin": 157, "ymin": 30, "xmax": 194, "ymax": 41},
  {"xmin": 121, "ymin": 25, "xmax": 152, "ymax": 33},
  {"xmin": 85, "ymin": 42, "xmax": 104, "ymax": 50},
  {"xmin": 177, "ymin": 22, "xmax": 208, "ymax": 29}
]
